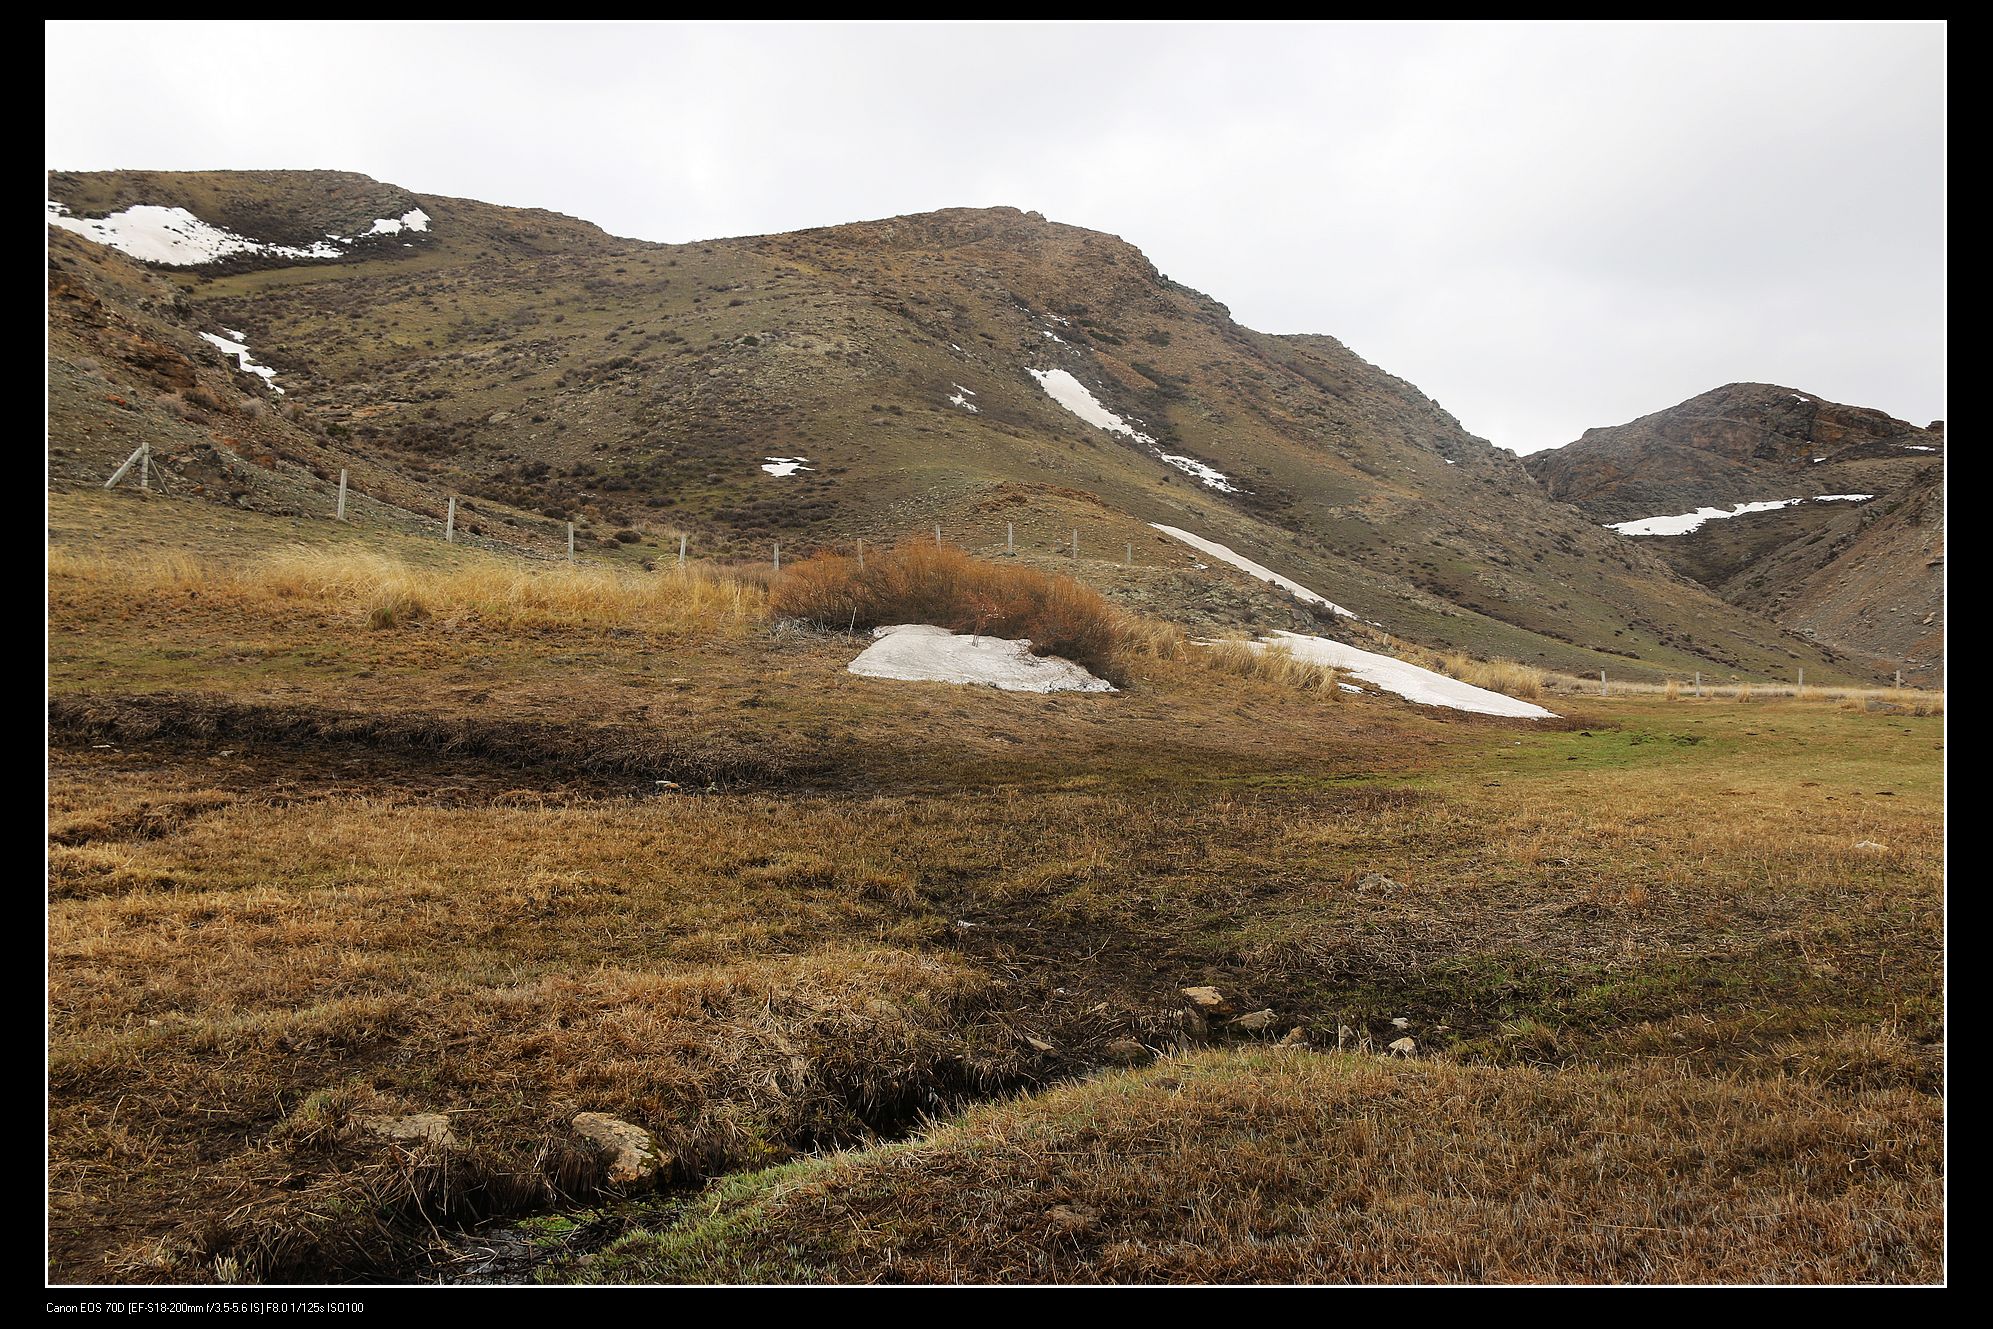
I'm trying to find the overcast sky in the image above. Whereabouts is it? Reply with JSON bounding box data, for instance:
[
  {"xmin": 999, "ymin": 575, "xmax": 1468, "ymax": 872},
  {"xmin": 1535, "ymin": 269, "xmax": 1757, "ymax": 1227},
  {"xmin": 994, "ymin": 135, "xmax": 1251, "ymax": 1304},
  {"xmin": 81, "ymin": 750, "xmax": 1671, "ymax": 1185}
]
[{"xmin": 45, "ymin": 20, "xmax": 1946, "ymax": 452}]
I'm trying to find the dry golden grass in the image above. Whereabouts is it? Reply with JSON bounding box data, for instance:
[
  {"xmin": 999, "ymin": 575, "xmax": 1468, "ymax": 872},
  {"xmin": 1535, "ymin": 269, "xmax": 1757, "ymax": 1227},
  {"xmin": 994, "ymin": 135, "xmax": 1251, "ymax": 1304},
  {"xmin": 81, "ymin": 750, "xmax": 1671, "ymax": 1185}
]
[
  {"xmin": 1433, "ymin": 651, "xmax": 1545, "ymax": 700},
  {"xmin": 774, "ymin": 542, "xmax": 1125, "ymax": 679},
  {"xmin": 1203, "ymin": 635, "xmax": 1339, "ymax": 693},
  {"xmin": 570, "ymin": 1048, "xmax": 1941, "ymax": 1284},
  {"xmin": 49, "ymin": 545, "xmax": 769, "ymax": 636}
]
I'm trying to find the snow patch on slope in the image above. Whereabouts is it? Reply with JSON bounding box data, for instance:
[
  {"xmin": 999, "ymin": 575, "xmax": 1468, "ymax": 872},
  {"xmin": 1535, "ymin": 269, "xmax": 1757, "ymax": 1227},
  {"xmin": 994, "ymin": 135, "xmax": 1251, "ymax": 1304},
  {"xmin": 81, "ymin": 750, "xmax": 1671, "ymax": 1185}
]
[
  {"xmin": 948, "ymin": 385, "xmax": 979, "ymax": 413},
  {"xmin": 366, "ymin": 208, "xmax": 431, "ymax": 236},
  {"xmin": 197, "ymin": 331, "xmax": 285, "ymax": 395},
  {"xmin": 1608, "ymin": 495, "xmax": 1873, "ymax": 536},
  {"xmin": 760, "ymin": 456, "xmax": 811, "ymax": 477},
  {"xmin": 1257, "ymin": 631, "xmax": 1556, "ymax": 719},
  {"xmin": 48, "ymin": 199, "xmax": 430, "ymax": 266},
  {"xmin": 848, "ymin": 625, "xmax": 1116, "ymax": 693},
  {"xmin": 1027, "ymin": 368, "xmax": 1240, "ymax": 492},
  {"xmin": 1149, "ymin": 524, "xmax": 1355, "ymax": 618}
]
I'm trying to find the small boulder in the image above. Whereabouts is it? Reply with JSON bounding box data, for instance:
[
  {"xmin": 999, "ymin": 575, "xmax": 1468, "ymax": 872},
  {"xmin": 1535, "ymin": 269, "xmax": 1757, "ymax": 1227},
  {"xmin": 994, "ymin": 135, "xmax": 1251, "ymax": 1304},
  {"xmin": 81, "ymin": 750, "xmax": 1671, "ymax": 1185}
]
[
  {"xmin": 1390, "ymin": 1017, "xmax": 1411, "ymax": 1030},
  {"xmin": 1354, "ymin": 873, "xmax": 1403, "ymax": 897},
  {"xmin": 572, "ymin": 1112, "xmax": 667, "ymax": 1189},
  {"xmin": 1230, "ymin": 1009, "xmax": 1277, "ymax": 1032},
  {"xmin": 1180, "ymin": 985, "xmax": 1228, "ymax": 1012},
  {"xmin": 360, "ymin": 1113, "xmax": 456, "ymax": 1149},
  {"xmin": 1101, "ymin": 1038, "xmax": 1151, "ymax": 1065},
  {"xmin": 1387, "ymin": 1036, "xmax": 1417, "ymax": 1056}
]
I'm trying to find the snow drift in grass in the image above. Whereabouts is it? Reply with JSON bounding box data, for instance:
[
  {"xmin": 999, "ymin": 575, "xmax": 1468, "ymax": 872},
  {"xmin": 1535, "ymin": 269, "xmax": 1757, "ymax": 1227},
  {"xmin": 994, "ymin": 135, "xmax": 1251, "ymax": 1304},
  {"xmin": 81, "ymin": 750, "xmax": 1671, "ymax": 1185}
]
[
  {"xmin": 1150, "ymin": 524, "xmax": 1355, "ymax": 617},
  {"xmin": 1255, "ymin": 631, "xmax": 1556, "ymax": 719},
  {"xmin": 1027, "ymin": 368, "xmax": 1240, "ymax": 492},
  {"xmin": 848, "ymin": 624, "xmax": 1116, "ymax": 693},
  {"xmin": 1608, "ymin": 495, "xmax": 1873, "ymax": 536},
  {"xmin": 760, "ymin": 456, "xmax": 811, "ymax": 477}
]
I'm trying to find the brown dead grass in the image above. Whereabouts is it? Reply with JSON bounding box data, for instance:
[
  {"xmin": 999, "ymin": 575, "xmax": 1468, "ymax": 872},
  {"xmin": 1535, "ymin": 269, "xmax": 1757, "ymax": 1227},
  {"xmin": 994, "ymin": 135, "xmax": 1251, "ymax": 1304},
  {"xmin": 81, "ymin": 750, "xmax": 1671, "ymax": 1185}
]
[
  {"xmin": 773, "ymin": 541, "xmax": 1121, "ymax": 679},
  {"xmin": 574, "ymin": 1048, "xmax": 1941, "ymax": 1284},
  {"xmin": 49, "ymin": 545, "xmax": 768, "ymax": 636}
]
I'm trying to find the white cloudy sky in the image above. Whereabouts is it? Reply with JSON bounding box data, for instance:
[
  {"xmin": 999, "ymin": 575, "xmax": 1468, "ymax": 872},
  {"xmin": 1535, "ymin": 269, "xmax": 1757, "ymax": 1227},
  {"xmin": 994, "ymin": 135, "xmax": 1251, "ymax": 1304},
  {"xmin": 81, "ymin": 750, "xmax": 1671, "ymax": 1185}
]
[{"xmin": 45, "ymin": 20, "xmax": 1945, "ymax": 452}]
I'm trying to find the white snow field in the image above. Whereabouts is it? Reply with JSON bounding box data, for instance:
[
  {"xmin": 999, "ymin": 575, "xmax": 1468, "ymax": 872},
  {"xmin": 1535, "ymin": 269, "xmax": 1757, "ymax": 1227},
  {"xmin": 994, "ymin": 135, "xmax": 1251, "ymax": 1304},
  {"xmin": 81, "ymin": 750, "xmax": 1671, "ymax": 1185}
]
[
  {"xmin": 1256, "ymin": 631, "xmax": 1556, "ymax": 719},
  {"xmin": 760, "ymin": 457, "xmax": 812, "ymax": 477},
  {"xmin": 1607, "ymin": 495, "xmax": 1873, "ymax": 536},
  {"xmin": 48, "ymin": 200, "xmax": 431, "ymax": 266},
  {"xmin": 1027, "ymin": 368, "xmax": 1240, "ymax": 492},
  {"xmin": 197, "ymin": 331, "xmax": 285, "ymax": 394},
  {"xmin": 1149, "ymin": 524, "xmax": 1356, "ymax": 617},
  {"xmin": 947, "ymin": 385, "xmax": 980, "ymax": 412},
  {"xmin": 365, "ymin": 208, "xmax": 431, "ymax": 236},
  {"xmin": 848, "ymin": 625, "xmax": 1117, "ymax": 693}
]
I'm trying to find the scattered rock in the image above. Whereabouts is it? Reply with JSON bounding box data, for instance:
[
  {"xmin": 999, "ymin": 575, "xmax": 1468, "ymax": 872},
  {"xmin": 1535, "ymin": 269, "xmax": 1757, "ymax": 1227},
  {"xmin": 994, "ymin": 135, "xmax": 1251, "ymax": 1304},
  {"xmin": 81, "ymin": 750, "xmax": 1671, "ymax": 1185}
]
[
  {"xmin": 1390, "ymin": 1017, "xmax": 1411, "ymax": 1030},
  {"xmin": 1230, "ymin": 1009, "xmax": 1277, "ymax": 1031},
  {"xmin": 359, "ymin": 1113, "xmax": 456, "ymax": 1149},
  {"xmin": 1387, "ymin": 1036, "xmax": 1417, "ymax": 1056},
  {"xmin": 1101, "ymin": 1038, "xmax": 1151, "ymax": 1065},
  {"xmin": 571, "ymin": 1112, "xmax": 667, "ymax": 1189},
  {"xmin": 1179, "ymin": 985, "xmax": 1228, "ymax": 1011},
  {"xmin": 1046, "ymin": 1204, "xmax": 1099, "ymax": 1233},
  {"xmin": 1354, "ymin": 873, "xmax": 1403, "ymax": 896}
]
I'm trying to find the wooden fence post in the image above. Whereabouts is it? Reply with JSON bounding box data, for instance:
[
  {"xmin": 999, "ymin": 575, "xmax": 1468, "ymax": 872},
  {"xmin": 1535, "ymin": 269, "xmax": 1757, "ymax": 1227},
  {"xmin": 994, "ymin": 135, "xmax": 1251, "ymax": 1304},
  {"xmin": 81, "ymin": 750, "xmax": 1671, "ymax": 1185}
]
[
  {"xmin": 103, "ymin": 442, "xmax": 147, "ymax": 489},
  {"xmin": 1007, "ymin": 522, "xmax": 1014, "ymax": 555},
  {"xmin": 679, "ymin": 533, "xmax": 688, "ymax": 568},
  {"xmin": 139, "ymin": 441, "xmax": 151, "ymax": 492},
  {"xmin": 773, "ymin": 541, "xmax": 781, "ymax": 573},
  {"xmin": 856, "ymin": 537, "xmax": 864, "ymax": 569},
  {"xmin": 567, "ymin": 521, "xmax": 575, "ymax": 562},
  {"xmin": 336, "ymin": 469, "xmax": 347, "ymax": 521},
  {"xmin": 445, "ymin": 497, "xmax": 456, "ymax": 543},
  {"xmin": 1600, "ymin": 670, "xmax": 1607, "ymax": 697},
  {"xmin": 1072, "ymin": 528, "xmax": 1079, "ymax": 560}
]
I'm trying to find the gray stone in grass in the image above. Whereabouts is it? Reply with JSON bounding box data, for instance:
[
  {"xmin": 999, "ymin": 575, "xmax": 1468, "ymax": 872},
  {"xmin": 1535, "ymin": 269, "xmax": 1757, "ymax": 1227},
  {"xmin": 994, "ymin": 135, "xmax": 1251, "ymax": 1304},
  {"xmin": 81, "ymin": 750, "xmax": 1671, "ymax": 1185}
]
[
  {"xmin": 360, "ymin": 1113, "xmax": 457, "ymax": 1149},
  {"xmin": 572, "ymin": 1112, "xmax": 668, "ymax": 1188}
]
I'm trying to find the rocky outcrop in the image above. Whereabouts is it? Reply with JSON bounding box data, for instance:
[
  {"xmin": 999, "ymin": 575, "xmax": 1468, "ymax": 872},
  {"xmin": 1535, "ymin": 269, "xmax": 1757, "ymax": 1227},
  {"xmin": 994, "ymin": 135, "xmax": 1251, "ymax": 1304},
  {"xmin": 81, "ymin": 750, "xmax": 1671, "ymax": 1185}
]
[{"xmin": 1526, "ymin": 384, "xmax": 1943, "ymax": 679}]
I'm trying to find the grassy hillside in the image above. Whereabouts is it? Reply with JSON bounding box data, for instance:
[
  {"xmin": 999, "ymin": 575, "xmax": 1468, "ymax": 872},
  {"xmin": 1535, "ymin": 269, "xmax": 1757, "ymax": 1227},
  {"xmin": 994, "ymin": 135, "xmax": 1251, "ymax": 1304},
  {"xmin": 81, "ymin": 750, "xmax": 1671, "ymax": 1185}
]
[{"xmin": 47, "ymin": 170, "xmax": 1868, "ymax": 684}]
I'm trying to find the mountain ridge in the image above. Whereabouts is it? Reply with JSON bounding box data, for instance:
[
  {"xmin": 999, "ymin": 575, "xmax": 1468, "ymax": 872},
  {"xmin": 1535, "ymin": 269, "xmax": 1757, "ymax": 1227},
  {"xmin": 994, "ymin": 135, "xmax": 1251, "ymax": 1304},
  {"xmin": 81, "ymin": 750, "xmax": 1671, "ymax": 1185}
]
[{"xmin": 47, "ymin": 169, "xmax": 1877, "ymax": 683}]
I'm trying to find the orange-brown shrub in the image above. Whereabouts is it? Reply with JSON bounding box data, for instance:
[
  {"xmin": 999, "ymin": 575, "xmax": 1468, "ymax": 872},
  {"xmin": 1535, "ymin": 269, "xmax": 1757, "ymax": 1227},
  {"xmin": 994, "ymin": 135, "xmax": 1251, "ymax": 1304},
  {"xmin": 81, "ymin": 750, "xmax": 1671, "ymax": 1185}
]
[{"xmin": 774, "ymin": 542, "xmax": 1121, "ymax": 679}]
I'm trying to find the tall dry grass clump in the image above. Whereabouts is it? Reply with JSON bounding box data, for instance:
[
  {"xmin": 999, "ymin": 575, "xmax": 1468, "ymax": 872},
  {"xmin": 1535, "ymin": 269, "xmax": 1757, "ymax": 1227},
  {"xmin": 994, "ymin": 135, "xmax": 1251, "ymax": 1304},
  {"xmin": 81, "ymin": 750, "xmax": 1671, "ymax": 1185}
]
[
  {"xmin": 773, "ymin": 542, "xmax": 1122, "ymax": 678},
  {"xmin": 1204, "ymin": 635, "xmax": 1339, "ymax": 694},
  {"xmin": 1435, "ymin": 651, "xmax": 1546, "ymax": 700},
  {"xmin": 1663, "ymin": 678, "xmax": 1682, "ymax": 701}
]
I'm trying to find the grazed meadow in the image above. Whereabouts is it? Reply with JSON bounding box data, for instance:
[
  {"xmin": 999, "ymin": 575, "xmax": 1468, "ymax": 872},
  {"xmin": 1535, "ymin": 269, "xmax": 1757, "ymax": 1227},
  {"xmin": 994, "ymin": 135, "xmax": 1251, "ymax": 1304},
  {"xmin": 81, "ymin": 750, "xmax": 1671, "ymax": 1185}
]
[{"xmin": 46, "ymin": 492, "xmax": 1943, "ymax": 1284}]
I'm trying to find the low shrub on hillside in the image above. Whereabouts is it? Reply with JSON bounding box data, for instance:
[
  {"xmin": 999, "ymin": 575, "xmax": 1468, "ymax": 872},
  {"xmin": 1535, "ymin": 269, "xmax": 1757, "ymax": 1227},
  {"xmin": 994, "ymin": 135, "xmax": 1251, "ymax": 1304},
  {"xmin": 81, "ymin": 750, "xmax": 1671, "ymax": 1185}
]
[{"xmin": 774, "ymin": 542, "xmax": 1121, "ymax": 678}]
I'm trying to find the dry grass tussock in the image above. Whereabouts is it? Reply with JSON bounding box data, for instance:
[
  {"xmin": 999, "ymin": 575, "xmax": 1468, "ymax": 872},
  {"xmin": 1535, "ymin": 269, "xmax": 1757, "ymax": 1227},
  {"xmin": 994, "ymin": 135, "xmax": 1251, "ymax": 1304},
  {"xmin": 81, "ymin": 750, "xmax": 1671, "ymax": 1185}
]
[
  {"xmin": 572, "ymin": 1048, "xmax": 1942, "ymax": 1284},
  {"xmin": 1202, "ymin": 635, "xmax": 1339, "ymax": 693},
  {"xmin": 48, "ymin": 545, "xmax": 768, "ymax": 633},
  {"xmin": 772, "ymin": 542, "xmax": 1123, "ymax": 678},
  {"xmin": 1432, "ymin": 650, "xmax": 1546, "ymax": 700}
]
